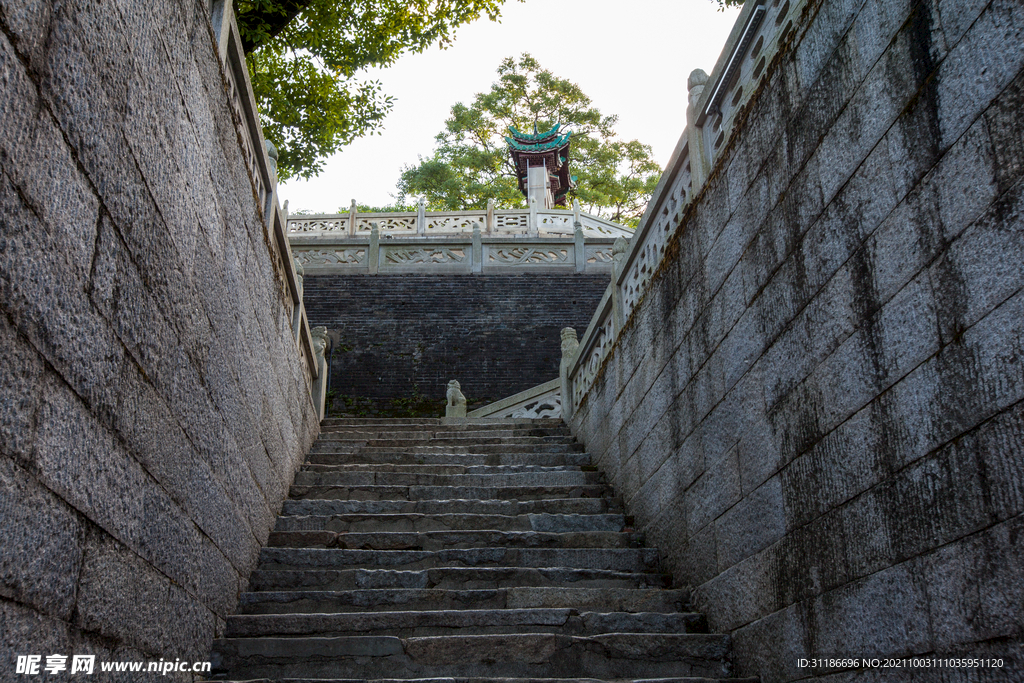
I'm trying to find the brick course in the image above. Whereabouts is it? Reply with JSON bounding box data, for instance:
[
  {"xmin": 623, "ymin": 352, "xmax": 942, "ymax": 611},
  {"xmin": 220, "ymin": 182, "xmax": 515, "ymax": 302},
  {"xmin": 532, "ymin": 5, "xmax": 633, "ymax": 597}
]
[{"xmin": 304, "ymin": 274, "xmax": 609, "ymax": 415}]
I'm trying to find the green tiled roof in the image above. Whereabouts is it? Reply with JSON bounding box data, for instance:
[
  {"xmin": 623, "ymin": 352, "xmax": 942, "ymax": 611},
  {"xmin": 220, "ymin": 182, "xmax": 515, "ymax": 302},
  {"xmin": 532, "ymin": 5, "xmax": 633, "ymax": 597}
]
[
  {"xmin": 508, "ymin": 123, "xmax": 561, "ymax": 141},
  {"xmin": 505, "ymin": 131, "xmax": 572, "ymax": 152}
]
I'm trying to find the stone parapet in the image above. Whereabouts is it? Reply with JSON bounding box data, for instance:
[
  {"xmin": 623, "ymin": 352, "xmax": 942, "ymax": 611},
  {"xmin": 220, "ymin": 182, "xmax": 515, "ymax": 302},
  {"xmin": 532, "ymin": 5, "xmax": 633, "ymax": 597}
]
[
  {"xmin": 286, "ymin": 203, "xmax": 632, "ymax": 240},
  {"xmin": 291, "ymin": 234, "xmax": 617, "ymax": 276}
]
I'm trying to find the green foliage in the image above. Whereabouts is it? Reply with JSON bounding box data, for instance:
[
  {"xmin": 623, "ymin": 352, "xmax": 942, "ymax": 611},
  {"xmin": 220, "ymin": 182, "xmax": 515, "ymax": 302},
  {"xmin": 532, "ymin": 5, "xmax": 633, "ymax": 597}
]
[
  {"xmin": 237, "ymin": 0, "xmax": 512, "ymax": 180},
  {"xmin": 349, "ymin": 203, "xmax": 419, "ymax": 213},
  {"xmin": 715, "ymin": 0, "xmax": 745, "ymax": 8},
  {"xmin": 396, "ymin": 54, "xmax": 662, "ymax": 227}
]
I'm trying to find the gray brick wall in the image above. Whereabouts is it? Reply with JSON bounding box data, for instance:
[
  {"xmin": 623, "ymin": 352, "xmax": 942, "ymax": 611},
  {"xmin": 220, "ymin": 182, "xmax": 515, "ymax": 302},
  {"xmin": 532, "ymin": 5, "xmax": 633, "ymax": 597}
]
[
  {"xmin": 0, "ymin": 0, "xmax": 319, "ymax": 672},
  {"xmin": 569, "ymin": 0, "xmax": 1024, "ymax": 679},
  {"xmin": 304, "ymin": 274, "xmax": 609, "ymax": 415}
]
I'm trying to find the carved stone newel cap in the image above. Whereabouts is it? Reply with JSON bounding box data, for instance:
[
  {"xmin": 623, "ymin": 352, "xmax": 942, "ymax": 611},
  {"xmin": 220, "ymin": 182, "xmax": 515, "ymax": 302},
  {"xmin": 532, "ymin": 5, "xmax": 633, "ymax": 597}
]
[
  {"xmin": 688, "ymin": 69, "xmax": 709, "ymax": 91},
  {"xmin": 560, "ymin": 327, "xmax": 579, "ymax": 359}
]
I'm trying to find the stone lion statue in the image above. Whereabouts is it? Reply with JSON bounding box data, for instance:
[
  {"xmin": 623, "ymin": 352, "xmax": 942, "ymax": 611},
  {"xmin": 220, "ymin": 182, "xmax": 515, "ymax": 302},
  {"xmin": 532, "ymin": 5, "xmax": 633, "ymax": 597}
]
[{"xmin": 445, "ymin": 379, "xmax": 467, "ymax": 418}]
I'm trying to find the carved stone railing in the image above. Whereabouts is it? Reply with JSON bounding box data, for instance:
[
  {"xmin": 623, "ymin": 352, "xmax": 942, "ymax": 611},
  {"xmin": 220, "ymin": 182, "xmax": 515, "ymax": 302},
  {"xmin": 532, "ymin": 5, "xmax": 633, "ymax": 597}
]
[
  {"xmin": 287, "ymin": 199, "xmax": 632, "ymax": 240},
  {"xmin": 466, "ymin": 379, "xmax": 562, "ymax": 420},
  {"xmin": 564, "ymin": 0, "xmax": 804, "ymax": 416},
  {"xmin": 291, "ymin": 224, "xmax": 618, "ymax": 275},
  {"xmin": 209, "ymin": 0, "xmax": 326, "ymax": 421}
]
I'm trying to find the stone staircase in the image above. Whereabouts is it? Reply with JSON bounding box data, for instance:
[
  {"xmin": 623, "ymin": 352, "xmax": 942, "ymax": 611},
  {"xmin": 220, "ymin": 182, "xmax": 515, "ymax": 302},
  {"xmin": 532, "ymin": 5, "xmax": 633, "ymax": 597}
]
[{"xmin": 210, "ymin": 418, "xmax": 753, "ymax": 682}]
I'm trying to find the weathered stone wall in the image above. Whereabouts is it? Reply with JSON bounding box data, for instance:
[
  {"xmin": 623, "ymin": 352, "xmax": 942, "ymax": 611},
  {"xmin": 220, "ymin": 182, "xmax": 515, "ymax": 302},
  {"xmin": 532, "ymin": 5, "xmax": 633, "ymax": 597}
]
[
  {"xmin": 304, "ymin": 274, "xmax": 608, "ymax": 414},
  {"xmin": 0, "ymin": 0, "xmax": 319, "ymax": 673},
  {"xmin": 568, "ymin": 0, "xmax": 1024, "ymax": 679}
]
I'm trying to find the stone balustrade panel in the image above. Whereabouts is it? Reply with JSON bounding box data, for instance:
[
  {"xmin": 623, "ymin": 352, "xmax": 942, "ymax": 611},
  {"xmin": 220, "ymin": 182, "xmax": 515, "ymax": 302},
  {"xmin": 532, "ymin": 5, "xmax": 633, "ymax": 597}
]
[
  {"xmin": 425, "ymin": 212, "xmax": 488, "ymax": 233},
  {"xmin": 702, "ymin": 0, "xmax": 803, "ymax": 167},
  {"xmin": 355, "ymin": 214, "xmax": 417, "ymax": 234}
]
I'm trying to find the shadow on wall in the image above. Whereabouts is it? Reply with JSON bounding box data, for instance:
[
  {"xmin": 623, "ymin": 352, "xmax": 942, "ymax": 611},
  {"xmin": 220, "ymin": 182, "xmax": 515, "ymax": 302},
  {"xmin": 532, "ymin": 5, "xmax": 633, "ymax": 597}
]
[
  {"xmin": 0, "ymin": 0, "xmax": 320, "ymax": 668},
  {"xmin": 562, "ymin": 0, "xmax": 1024, "ymax": 680}
]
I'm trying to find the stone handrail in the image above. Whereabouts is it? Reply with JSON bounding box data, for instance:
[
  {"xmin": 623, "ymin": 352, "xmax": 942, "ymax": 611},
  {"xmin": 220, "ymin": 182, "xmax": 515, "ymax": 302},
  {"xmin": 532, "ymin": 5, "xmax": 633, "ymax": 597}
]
[
  {"xmin": 466, "ymin": 379, "xmax": 562, "ymax": 420},
  {"xmin": 564, "ymin": 0, "xmax": 803, "ymax": 416},
  {"xmin": 209, "ymin": 0, "xmax": 327, "ymax": 420}
]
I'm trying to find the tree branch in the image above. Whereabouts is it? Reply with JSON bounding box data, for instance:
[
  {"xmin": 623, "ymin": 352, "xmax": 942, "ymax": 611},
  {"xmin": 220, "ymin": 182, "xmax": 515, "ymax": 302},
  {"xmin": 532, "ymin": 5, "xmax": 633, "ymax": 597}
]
[{"xmin": 239, "ymin": 0, "xmax": 314, "ymax": 54}]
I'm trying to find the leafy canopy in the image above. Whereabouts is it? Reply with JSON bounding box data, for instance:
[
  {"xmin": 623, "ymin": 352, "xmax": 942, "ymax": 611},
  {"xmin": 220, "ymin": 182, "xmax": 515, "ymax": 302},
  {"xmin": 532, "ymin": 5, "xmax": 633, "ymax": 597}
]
[
  {"xmin": 397, "ymin": 54, "xmax": 662, "ymax": 227},
  {"xmin": 237, "ymin": 0, "xmax": 511, "ymax": 180}
]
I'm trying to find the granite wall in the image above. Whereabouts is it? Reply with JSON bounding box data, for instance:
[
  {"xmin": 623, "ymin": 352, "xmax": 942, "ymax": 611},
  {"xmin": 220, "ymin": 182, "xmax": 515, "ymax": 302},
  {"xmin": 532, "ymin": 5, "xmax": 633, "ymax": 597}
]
[
  {"xmin": 568, "ymin": 0, "xmax": 1024, "ymax": 679},
  {"xmin": 0, "ymin": 0, "xmax": 319, "ymax": 674},
  {"xmin": 303, "ymin": 273, "xmax": 609, "ymax": 415}
]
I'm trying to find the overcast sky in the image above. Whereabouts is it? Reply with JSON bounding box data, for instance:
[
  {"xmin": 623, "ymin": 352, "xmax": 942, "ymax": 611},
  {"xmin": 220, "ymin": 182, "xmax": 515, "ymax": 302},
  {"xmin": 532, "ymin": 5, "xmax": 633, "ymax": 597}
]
[{"xmin": 279, "ymin": 0, "xmax": 742, "ymax": 213}]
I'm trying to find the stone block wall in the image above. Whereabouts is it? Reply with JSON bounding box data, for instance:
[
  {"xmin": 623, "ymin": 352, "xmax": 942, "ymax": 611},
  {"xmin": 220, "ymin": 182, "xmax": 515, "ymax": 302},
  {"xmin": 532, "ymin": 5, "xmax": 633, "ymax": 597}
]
[
  {"xmin": 0, "ymin": 0, "xmax": 319, "ymax": 673},
  {"xmin": 568, "ymin": 0, "xmax": 1024, "ymax": 679},
  {"xmin": 303, "ymin": 274, "xmax": 609, "ymax": 414}
]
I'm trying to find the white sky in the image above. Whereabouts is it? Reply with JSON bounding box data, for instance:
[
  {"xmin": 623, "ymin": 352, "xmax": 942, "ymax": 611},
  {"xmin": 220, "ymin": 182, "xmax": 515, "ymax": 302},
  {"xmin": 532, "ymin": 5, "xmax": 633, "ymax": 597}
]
[{"xmin": 279, "ymin": 0, "xmax": 742, "ymax": 213}]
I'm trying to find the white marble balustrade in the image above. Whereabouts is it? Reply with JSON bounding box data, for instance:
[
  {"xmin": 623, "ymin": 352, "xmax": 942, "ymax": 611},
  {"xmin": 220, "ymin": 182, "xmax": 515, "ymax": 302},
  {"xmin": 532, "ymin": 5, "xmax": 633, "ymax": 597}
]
[{"xmin": 563, "ymin": 0, "xmax": 805, "ymax": 416}]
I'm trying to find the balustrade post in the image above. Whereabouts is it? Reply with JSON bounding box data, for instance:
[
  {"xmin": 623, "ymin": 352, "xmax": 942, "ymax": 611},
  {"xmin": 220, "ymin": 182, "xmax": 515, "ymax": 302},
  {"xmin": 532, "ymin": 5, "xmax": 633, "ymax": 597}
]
[
  {"xmin": 686, "ymin": 69, "xmax": 711, "ymax": 192},
  {"xmin": 311, "ymin": 326, "xmax": 329, "ymax": 421},
  {"xmin": 559, "ymin": 327, "xmax": 579, "ymax": 420},
  {"xmin": 348, "ymin": 199, "xmax": 357, "ymax": 237},
  {"xmin": 368, "ymin": 222, "xmax": 380, "ymax": 274},
  {"xmin": 210, "ymin": 0, "xmax": 233, "ymax": 59},
  {"xmin": 417, "ymin": 198, "xmax": 426, "ymax": 234},
  {"xmin": 574, "ymin": 221, "xmax": 585, "ymax": 274},
  {"xmin": 264, "ymin": 140, "xmax": 279, "ymax": 186},
  {"xmin": 486, "ymin": 198, "xmax": 495, "ymax": 233},
  {"xmin": 292, "ymin": 256, "xmax": 304, "ymax": 301},
  {"xmin": 611, "ymin": 237, "xmax": 629, "ymax": 332},
  {"xmin": 472, "ymin": 223, "xmax": 483, "ymax": 274},
  {"xmin": 528, "ymin": 197, "xmax": 539, "ymax": 237}
]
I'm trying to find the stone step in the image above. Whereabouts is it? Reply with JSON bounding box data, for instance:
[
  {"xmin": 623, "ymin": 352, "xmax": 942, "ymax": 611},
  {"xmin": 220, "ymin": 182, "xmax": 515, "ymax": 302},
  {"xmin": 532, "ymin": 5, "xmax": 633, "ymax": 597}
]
[
  {"xmin": 317, "ymin": 434, "xmax": 576, "ymax": 445},
  {"xmin": 321, "ymin": 418, "xmax": 565, "ymax": 428},
  {"xmin": 274, "ymin": 512, "xmax": 628, "ymax": 533},
  {"xmin": 257, "ymin": 547, "xmax": 661, "ymax": 572},
  {"xmin": 310, "ymin": 443, "xmax": 586, "ymax": 455},
  {"xmin": 246, "ymin": 567, "xmax": 672, "ymax": 593},
  {"xmin": 218, "ymin": 677, "xmax": 755, "ymax": 683},
  {"xmin": 225, "ymin": 609, "xmax": 706, "ymax": 638},
  {"xmin": 266, "ymin": 530, "xmax": 643, "ymax": 550},
  {"xmin": 315, "ymin": 438, "xmax": 581, "ymax": 448},
  {"xmin": 292, "ymin": 470, "xmax": 604, "ymax": 488},
  {"xmin": 306, "ymin": 451, "xmax": 593, "ymax": 467},
  {"xmin": 287, "ymin": 485, "xmax": 614, "ymax": 502},
  {"xmin": 280, "ymin": 498, "xmax": 623, "ymax": 518},
  {"xmin": 301, "ymin": 463, "xmax": 587, "ymax": 475},
  {"xmin": 322, "ymin": 418, "xmax": 444, "ymax": 426},
  {"xmin": 238, "ymin": 587, "xmax": 685, "ymax": 614},
  {"xmin": 318, "ymin": 422, "xmax": 567, "ymax": 436},
  {"xmin": 211, "ymin": 633, "xmax": 734, "ymax": 680}
]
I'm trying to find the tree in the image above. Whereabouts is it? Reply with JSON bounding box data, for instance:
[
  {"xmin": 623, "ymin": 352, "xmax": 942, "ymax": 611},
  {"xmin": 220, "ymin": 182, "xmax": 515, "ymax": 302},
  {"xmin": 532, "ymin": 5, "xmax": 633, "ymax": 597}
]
[
  {"xmin": 236, "ymin": 0, "xmax": 512, "ymax": 180},
  {"xmin": 396, "ymin": 54, "xmax": 662, "ymax": 227}
]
